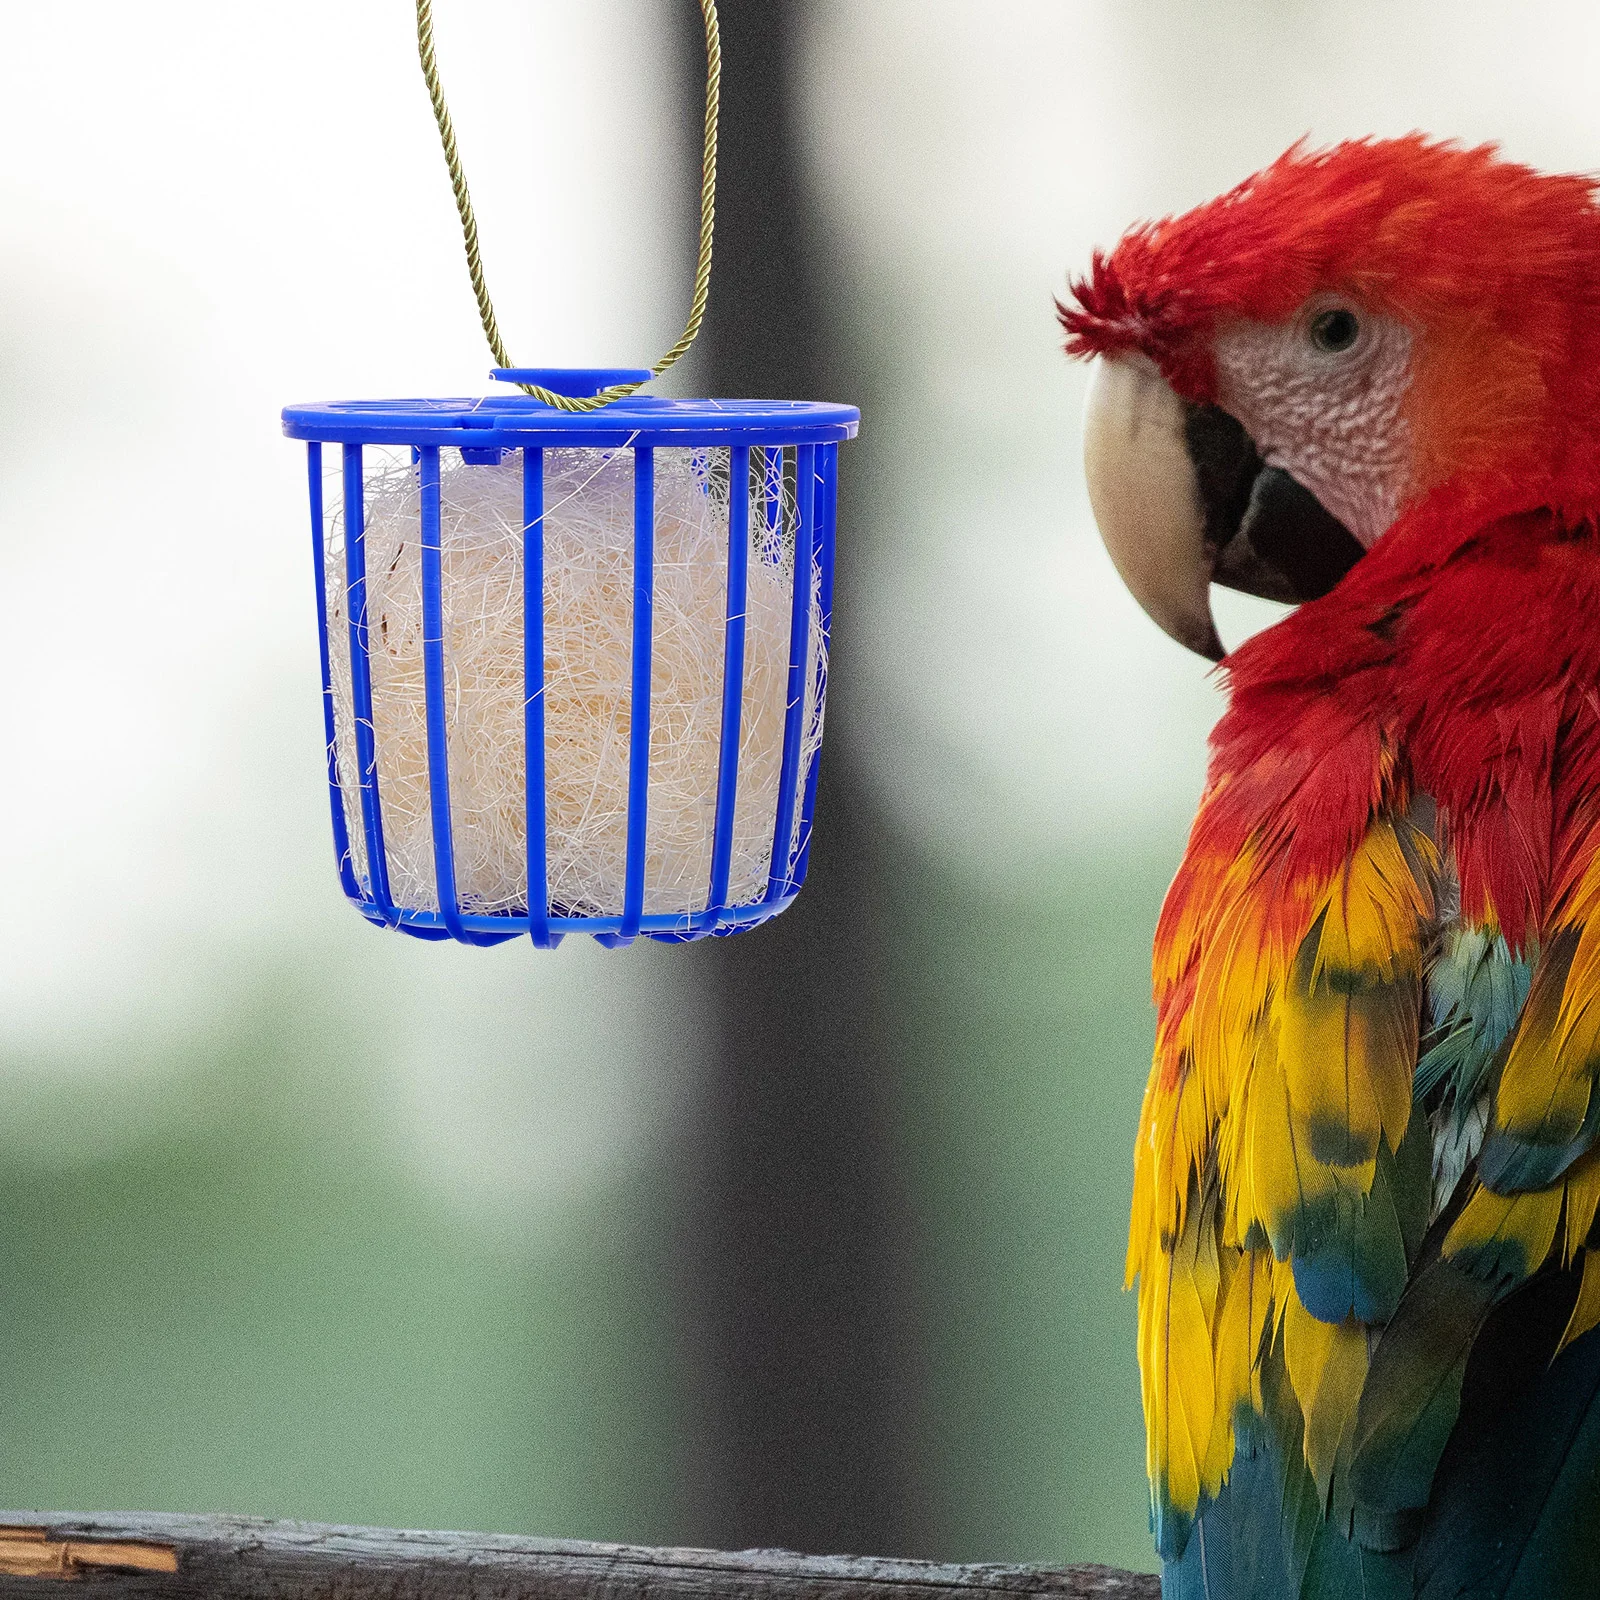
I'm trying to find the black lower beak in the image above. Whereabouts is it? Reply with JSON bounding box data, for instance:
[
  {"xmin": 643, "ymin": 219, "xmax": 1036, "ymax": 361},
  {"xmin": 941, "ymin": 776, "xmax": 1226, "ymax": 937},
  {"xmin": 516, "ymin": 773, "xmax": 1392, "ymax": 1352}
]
[{"xmin": 1183, "ymin": 404, "xmax": 1366, "ymax": 605}]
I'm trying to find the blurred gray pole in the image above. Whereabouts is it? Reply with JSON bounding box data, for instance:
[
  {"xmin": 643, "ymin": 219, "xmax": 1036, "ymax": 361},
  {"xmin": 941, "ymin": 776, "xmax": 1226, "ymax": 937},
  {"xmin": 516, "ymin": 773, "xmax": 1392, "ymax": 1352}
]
[{"xmin": 673, "ymin": 0, "xmax": 921, "ymax": 1560}]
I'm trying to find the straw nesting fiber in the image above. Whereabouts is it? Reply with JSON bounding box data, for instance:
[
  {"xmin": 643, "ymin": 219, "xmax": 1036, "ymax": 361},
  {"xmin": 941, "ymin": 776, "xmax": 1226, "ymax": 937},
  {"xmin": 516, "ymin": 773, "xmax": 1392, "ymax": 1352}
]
[{"xmin": 325, "ymin": 446, "xmax": 824, "ymax": 920}]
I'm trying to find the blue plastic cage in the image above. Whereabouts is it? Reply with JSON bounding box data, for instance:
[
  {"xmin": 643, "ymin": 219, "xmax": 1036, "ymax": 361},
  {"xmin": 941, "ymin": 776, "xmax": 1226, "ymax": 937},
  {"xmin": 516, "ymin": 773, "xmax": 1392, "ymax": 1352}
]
[{"xmin": 282, "ymin": 369, "xmax": 859, "ymax": 949}]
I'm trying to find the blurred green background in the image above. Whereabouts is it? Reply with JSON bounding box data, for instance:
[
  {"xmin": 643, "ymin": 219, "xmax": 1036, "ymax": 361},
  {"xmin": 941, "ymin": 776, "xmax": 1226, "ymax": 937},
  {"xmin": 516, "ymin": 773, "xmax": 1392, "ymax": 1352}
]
[
  {"xmin": 0, "ymin": 0, "xmax": 1592, "ymax": 1579},
  {"xmin": 0, "ymin": 851, "xmax": 1170, "ymax": 1569}
]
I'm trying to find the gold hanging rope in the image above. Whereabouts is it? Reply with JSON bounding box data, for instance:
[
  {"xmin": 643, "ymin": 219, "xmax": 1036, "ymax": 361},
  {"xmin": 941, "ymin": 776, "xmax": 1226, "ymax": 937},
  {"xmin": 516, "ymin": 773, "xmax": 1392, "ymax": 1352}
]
[{"xmin": 415, "ymin": 0, "xmax": 720, "ymax": 414}]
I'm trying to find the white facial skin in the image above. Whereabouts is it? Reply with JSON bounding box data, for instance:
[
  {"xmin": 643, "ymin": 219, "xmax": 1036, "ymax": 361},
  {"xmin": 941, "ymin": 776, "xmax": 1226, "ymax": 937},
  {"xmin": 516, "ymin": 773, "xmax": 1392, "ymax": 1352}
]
[{"xmin": 1210, "ymin": 298, "xmax": 1415, "ymax": 549}]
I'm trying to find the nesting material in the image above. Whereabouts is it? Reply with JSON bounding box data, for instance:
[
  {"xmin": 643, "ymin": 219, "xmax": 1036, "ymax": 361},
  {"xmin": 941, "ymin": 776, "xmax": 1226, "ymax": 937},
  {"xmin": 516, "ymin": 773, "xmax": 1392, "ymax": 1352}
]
[{"xmin": 324, "ymin": 446, "xmax": 824, "ymax": 920}]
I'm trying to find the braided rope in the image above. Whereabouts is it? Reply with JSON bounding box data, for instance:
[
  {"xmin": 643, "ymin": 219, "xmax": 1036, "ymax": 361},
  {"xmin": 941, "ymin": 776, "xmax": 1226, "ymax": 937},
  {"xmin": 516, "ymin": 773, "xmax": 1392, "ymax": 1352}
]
[{"xmin": 415, "ymin": 0, "xmax": 720, "ymax": 414}]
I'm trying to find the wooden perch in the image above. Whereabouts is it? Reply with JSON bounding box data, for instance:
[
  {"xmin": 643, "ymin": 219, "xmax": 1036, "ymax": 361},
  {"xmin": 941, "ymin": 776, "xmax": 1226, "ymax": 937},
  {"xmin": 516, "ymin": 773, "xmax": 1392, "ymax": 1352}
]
[{"xmin": 0, "ymin": 1513, "xmax": 1159, "ymax": 1599}]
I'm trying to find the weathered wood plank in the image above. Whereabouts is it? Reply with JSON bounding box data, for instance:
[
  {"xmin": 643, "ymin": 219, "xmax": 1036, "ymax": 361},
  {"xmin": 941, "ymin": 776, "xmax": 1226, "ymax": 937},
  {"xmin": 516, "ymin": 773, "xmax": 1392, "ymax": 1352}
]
[{"xmin": 0, "ymin": 1515, "xmax": 1159, "ymax": 1599}]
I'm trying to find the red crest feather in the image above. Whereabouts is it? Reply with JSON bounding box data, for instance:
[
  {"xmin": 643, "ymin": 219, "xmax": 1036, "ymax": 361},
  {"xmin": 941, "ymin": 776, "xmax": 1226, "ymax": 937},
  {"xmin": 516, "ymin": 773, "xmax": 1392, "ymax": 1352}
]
[{"xmin": 1058, "ymin": 135, "xmax": 1600, "ymax": 414}]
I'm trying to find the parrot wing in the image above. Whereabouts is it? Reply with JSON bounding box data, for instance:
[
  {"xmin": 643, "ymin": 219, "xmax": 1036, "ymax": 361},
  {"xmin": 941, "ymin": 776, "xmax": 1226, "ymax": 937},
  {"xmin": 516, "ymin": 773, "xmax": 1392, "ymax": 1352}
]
[
  {"xmin": 1348, "ymin": 835, "xmax": 1600, "ymax": 1595},
  {"xmin": 1133, "ymin": 764, "xmax": 1438, "ymax": 1568}
]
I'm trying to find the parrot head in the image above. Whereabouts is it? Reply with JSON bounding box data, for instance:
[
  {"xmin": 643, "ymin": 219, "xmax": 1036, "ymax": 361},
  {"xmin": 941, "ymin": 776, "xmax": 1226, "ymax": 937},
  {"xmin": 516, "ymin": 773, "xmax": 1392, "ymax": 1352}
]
[{"xmin": 1060, "ymin": 135, "xmax": 1600, "ymax": 659}]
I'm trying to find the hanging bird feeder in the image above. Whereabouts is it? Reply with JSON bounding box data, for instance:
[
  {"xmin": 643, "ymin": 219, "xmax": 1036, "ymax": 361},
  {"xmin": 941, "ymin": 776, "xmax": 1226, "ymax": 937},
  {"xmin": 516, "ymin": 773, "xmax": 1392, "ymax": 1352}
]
[{"xmin": 282, "ymin": 2, "xmax": 858, "ymax": 948}]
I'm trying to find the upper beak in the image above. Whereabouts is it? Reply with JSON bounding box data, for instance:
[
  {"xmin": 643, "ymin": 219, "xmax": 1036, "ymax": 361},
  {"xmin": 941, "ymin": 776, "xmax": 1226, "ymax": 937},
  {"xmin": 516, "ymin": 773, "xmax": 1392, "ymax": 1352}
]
[
  {"xmin": 1081, "ymin": 355, "xmax": 1224, "ymax": 661},
  {"xmin": 1081, "ymin": 354, "xmax": 1365, "ymax": 660}
]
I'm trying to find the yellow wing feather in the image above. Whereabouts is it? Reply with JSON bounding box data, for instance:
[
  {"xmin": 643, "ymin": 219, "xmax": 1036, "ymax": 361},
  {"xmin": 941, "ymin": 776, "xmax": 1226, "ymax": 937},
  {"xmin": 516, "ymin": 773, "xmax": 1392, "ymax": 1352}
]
[
  {"xmin": 1446, "ymin": 838, "xmax": 1600, "ymax": 1293},
  {"xmin": 1133, "ymin": 812, "xmax": 1437, "ymax": 1531},
  {"xmin": 1493, "ymin": 930, "xmax": 1590, "ymax": 1145},
  {"xmin": 1559, "ymin": 1247, "xmax": 1600, "ymax": 1356},
  {"xmin": 1281, "ymin": 1294, "xmax": 1369, "ymax": 1501},
  {"xmin": 1442, "ymin": 1183, "xmax": 1563, "ymax": 1280},
  {"xmin": 1140, "ymin": 1188, "xmax": 1219, "ymax": 1523}
]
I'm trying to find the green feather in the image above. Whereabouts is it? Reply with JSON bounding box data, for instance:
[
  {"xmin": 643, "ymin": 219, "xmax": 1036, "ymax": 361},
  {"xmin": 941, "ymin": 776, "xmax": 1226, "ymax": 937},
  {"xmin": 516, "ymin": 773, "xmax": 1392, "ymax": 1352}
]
[
  {"xmin": 1162, "ymin": 1377, "xmax": 1319, "ymax": 1599},
  {"xmin": 1417, "ymin": 927, "xmax": 1531, "ymax": 1106},
  {"xmin": 1348, "ymin": 1253, "xmax": 1498, "ymax": 1527},
  {"xmin": 1161, "ymin": 1432, "xmax": 1294, "ymax": 1600},
  {"xmin": 1260, "ymin": 1337, "xmax": 1325, "ymax": 1595},
  {"xmin": 1473, "ymin": 928, "xmax": 1600, "ymax": 1194},
  {"xmin": 1290, "ymin": 1137, "xmax": 1410, "ymax": 1324},
  {"xmin": 1298, "ymin": 1517, "xmax": 1413, "ymax": 1600},
  {"xmin": 1416, "ymin": 1270, "xmax": 1600, "ymax": 1599},
  {"xmin": 1478, "ymin": 1086, "xmax": 1600, "ymax": 1193},
  {"xmin": 1392, "ymin": 1095, "xmax": 1434, "ymax": 1260},
  {"xmin": 1289, "ymin": 1097, "xmax": 1432, "ymax": 1328}
]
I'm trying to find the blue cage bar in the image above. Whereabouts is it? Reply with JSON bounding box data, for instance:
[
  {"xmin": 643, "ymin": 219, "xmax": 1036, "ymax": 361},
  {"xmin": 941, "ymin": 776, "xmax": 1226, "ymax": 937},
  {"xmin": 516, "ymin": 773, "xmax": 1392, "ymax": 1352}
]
[{"xmin": 283, "ymin": 369, "xmax": 859, "ymax": 949}]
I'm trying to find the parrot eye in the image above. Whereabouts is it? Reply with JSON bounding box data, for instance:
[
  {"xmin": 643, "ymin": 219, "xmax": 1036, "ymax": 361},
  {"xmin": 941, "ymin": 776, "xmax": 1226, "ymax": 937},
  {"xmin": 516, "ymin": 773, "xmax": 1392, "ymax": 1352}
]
[{"xmin": 1309, "ymin": 307, "xmax": 1361, "ymax": 353}]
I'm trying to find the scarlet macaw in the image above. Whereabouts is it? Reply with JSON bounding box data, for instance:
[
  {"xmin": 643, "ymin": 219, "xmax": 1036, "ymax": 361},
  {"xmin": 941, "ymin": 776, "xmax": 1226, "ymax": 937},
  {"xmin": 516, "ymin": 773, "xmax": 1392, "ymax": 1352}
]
[{"xmin": 1061, "ymin": 137, "xmax": 1600, "ymax": 1597}]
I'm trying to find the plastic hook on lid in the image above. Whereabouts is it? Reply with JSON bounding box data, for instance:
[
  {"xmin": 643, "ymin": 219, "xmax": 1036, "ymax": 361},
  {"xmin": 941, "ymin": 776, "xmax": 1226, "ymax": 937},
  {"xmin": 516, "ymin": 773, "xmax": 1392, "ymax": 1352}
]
[{"xmin": 490, "ymin": 368, "xmax": 653, "ymax": 398}]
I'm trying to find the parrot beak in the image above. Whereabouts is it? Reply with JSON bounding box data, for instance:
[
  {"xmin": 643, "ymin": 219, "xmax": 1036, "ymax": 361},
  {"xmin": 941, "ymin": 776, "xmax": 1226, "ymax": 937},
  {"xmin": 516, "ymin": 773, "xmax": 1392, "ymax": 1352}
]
[
  {"xmin": 1081, "ymin": 354, "xmax": 1365, "ymax": 660},
  {"xmin": 1082, "ymin": 354, "xmax": 1225, "ymax": 661}
]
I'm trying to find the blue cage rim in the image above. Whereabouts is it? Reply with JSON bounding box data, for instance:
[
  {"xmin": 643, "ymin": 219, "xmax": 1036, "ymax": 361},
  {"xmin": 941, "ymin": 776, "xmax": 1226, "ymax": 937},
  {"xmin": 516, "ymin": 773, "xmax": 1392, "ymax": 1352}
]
[{"xmin": 283, "ymin": 395, "xmax": 860, "ymax": 448}]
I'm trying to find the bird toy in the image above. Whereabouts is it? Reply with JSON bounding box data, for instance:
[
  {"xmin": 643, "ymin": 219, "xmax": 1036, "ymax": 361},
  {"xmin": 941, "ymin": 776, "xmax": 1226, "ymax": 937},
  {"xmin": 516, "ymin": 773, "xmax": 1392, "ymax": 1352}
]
[{"xmin": 282, "ymin": 1, "xmax": 857, "ymax": 949}]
